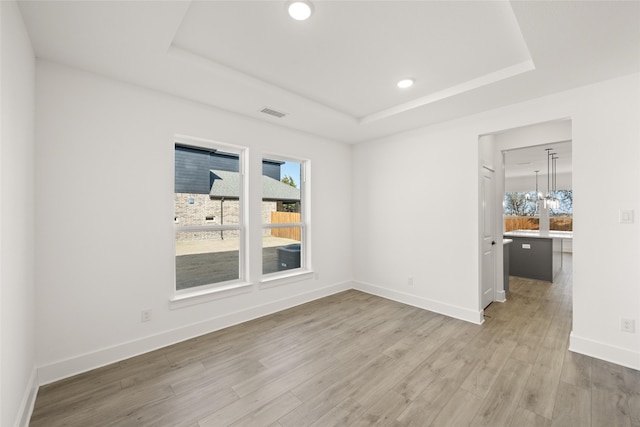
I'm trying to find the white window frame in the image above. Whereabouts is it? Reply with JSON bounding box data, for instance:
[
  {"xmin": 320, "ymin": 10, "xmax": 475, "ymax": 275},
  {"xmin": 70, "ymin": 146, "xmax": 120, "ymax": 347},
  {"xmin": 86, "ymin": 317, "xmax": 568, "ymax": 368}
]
[
  {"xmin": 261, "ymin": 155, "xmax": 311, "ymax": 286},
  {"xmin": 171, "ymin": 135, "xmax": 250, "ymax": 307}
]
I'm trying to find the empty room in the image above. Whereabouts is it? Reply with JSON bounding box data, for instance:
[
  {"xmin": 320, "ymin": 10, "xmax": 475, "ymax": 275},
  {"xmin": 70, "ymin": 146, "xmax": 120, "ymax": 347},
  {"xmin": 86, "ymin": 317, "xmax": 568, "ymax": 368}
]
[{"xmin": 2, "ymin": 1, "xmax": 639, "ymax": 426}]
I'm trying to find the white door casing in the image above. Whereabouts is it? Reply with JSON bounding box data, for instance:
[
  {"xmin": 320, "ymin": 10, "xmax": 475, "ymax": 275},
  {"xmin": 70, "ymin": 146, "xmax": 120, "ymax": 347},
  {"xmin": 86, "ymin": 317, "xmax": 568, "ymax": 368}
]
[{"xmin": 481, "ymin": 166, "xmax": 496, "ymax": 309}]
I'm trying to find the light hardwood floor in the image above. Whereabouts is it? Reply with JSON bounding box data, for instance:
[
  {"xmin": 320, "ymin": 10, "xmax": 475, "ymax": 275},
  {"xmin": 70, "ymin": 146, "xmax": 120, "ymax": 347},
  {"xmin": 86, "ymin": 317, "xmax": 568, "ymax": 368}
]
[{"xmin": 30, "ymin": 255, "xmax": 640, "ymax": 426}]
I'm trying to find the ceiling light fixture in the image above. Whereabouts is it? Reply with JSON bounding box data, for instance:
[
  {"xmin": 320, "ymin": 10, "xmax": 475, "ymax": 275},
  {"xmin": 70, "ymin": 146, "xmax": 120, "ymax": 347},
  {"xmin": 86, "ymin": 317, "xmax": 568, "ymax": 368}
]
[
  {"xmin": 543, "ymin": 148, "xmax": 560, "ymax": 210},
  {"xmin": 525, "ymin": 170, "xmax": 540, "ymax": 201},
  {"xmin": 397, "ymin": 78, "xmax": 415, "ymax": 89},
  {"xmin": 288, "ymin": 1, "xmax": 313, "ymax": 21}
]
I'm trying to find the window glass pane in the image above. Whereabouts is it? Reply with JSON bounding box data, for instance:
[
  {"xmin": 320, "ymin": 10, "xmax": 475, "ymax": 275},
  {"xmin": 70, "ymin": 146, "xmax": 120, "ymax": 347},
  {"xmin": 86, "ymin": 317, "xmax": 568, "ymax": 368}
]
[
  {"xmin": 263, "ymin": 227, "xmax": 302, "ymax": 274},
  {"xmin": 262, "ymin": 160, "xmax": 301, "ymax": 224},
  {"xmin": 549, "ymin": 190, "xmax": 573, "ymax": 231},
  {"xmin": 504, "ymin": 190, "xmax": 573, "ymax": 232},
  {"xmin": 175, "ymin": 146, "xmax": 241, "ymax": 226},
  {"xmin": 175, "ymin": 142, "xmax": 243, "ymax": 291},
  {"xmin": 175, "ymin": 231, "xmax": 240, "ymax": 289},
  {"xmin": 504, "ymin": 191, "xmax": 539, "ymax": 231}
]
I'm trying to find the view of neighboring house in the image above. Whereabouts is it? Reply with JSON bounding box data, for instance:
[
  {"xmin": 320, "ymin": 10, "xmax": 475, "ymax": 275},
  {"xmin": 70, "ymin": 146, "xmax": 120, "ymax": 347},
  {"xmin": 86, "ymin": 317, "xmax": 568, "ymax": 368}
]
[
  {"xmin": 174, "ymin": 144, "xmax": 300, "ymax": 233},
  {"xmin": 174, "ymin": 145, "xmax": 302, "ymax": 289}
]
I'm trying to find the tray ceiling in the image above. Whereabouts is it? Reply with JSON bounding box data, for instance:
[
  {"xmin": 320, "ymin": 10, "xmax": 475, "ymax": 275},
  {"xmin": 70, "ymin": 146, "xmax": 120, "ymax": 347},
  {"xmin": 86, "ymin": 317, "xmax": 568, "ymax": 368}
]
[{"xmin": 17, "ymin": 1, "xmax": 640, "ymax": 143}]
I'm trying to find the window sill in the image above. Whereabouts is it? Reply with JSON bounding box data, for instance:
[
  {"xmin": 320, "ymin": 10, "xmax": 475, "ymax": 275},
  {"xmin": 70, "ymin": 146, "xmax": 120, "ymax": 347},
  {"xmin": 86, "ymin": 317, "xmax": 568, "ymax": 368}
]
[
  {"xmin": 170, "ymin": 282, "xmax": 253, "ymax": 309},
  {"xmin": 259, "ymin": 270, "xmax": 314, "ymax": 290}
]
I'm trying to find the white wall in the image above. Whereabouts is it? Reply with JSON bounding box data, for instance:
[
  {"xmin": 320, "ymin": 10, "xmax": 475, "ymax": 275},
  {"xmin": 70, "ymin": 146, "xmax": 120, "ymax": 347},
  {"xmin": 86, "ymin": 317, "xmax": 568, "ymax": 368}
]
[
  {"xmin": 35, "ymin": 60, "xmax": 353, "ymax": 383},
  {"xmin": 1, "ymin": 1, "xmax": 38, "ymax": 426},
  {"xmin": 353, "ymin": 122, "xmax": 483, "ymax": 323},
  {"xmin": 353, "ymin": 73, "xmax": 640, "ymax": 369}
]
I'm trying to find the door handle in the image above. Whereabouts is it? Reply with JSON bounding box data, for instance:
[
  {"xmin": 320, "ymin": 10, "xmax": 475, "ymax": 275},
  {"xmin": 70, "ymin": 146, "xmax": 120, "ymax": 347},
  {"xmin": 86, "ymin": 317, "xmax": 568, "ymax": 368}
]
[{"xmin": 491, "ymin": 241, "xmax": 496, "ymax": 245}]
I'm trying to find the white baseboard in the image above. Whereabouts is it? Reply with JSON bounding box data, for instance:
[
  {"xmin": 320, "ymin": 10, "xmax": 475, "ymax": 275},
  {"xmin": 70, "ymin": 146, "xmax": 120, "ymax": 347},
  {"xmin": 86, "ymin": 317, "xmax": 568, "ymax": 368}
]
[
  {"xmin": 16, "ymin": 368, "xmax": 38, "ymax": 427},
  {"xmin": 38, "ymin": 281, "xmax": 352, "ymax": 385},
  {"xmin": 33, "ymin": 281, "xmax": 640, "ymax": 394},
  {"xmin": 495, "ymin": 290, "xmax": 506, "ymax": 303},
  {"xmin": 569, "ymin": 332, "xmax": 640, "ymax": 371},
  {"xmin": 353, "ymin": 280, "xmax": 484, "ymax": 325}
]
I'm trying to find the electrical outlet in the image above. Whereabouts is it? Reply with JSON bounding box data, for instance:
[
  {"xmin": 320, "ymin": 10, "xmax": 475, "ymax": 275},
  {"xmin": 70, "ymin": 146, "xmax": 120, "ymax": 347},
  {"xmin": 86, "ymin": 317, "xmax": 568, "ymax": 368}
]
[
  {"xmin": 619, "ymin": 210, "xmax": 634, "ymax": 224},
  {"xmin": 141, "ymin": 309, "xmax": 152, "ymax": 323},
  {"xmin": 621, "ymin": 318, "xmax": 635, "ymax": 333},
  {"xmin": 408, "ymin": 277, "xmax": 414, "ymax": 286}
]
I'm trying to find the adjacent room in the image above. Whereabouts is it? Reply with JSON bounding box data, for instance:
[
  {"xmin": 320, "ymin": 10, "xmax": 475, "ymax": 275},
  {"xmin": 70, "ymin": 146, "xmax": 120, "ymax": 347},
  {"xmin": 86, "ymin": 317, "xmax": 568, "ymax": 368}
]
[{"xmin": 2, "ymin": 1, "xmax": 639, "ymax": 426}]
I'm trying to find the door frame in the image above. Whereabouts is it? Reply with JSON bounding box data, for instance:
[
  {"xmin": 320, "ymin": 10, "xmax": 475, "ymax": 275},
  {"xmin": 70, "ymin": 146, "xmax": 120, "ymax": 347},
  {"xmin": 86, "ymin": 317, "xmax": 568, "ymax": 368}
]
[{"xmin": 478, "ymin": 118, "xmax": 572, "ymax": 317}]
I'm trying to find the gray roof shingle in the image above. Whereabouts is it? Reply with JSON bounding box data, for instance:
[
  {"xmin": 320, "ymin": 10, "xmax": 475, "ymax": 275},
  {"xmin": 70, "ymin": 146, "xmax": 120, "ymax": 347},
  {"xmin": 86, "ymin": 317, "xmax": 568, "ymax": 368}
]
[{"xmin": 209, "ymin": 169, "xmax": 300, "ymax": 201}]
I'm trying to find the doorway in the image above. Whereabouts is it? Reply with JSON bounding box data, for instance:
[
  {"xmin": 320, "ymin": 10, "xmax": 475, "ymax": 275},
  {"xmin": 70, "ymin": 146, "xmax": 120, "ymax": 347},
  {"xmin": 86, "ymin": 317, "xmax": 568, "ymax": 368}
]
[{"xmin": 478, "ymin": 118, "xmax": 573, "ymax": 313}]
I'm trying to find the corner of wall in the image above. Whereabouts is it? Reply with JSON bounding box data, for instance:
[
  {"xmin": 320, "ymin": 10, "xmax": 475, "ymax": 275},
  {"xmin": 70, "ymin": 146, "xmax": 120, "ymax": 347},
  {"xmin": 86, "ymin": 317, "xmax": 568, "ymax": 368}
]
[
  {"xmin": 352, "ymin": 280, "xmax": 484, "ymax": 325},
  {"xmin": 15, "ymin": 368, "xmax": 38, "ymax": 427}
]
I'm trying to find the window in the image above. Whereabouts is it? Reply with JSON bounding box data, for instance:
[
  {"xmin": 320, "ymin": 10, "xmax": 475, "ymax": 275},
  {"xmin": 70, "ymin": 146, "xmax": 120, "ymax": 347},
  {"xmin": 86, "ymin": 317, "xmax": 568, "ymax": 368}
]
[
  {"xmin": 504, "ymin": 190, "xmax": 573, "ymax": 231},
  {"xmin": 549, "ymin": 189, "xmax": 573, "ymax": 231},
  {"xmin": 261, "ymin": 156, "xmax": 308, "ymax": 277},
  {"xmin": 174, "ymin": 138, "xmax": 246, "ymax": 293},
  {"xmin": 504, "ymin": 191, "xmax": 540, "ymax": 231}
]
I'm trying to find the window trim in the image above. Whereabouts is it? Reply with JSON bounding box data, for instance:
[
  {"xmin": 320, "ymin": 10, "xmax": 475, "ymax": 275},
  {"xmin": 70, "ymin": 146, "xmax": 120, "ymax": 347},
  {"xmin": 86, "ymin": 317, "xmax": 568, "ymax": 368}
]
[
  {"xmin": 260, "ymin": 154, "xmax": 311, "ymax": 282},
  {"xmin": 173, "ymin": 135, "xmax": 249, "ymax": 300}
]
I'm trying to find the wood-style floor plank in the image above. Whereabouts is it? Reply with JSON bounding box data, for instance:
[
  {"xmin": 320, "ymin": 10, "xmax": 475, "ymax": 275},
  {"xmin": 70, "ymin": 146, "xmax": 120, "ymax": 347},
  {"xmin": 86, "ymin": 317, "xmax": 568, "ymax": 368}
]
[
  {"xmin": 430, "ymin": 388, "xmax": 483, "ymax": 427},
  {"xmin": 470, "ymin": 357, "xmax": 532, "ymax": 426},
  {"xmin": 393, "ymin": 377, "xmax": 460, "ymax": 427},
  {"xmin": 550, "ymin": 381, "xmax": 591, "ymax": 426},
  {"xmin": 350, "ymin": 390, "xmax": 409, "ymax": 427},
  {"xmin": 30, "ymin": 255, "xmax": 640, "ymax": 426},
  {"xmin": 509, "ymin": 407, "xmax": 551, "ymax": 427}
]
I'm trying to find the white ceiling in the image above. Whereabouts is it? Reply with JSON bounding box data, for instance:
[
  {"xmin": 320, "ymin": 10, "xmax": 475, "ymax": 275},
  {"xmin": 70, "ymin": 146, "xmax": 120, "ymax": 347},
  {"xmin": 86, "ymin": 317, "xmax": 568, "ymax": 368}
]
[
  {"xmin": 505, "ymin": 141, "xmax": 572, "ymax": 179},
  {"xmin": 17, "ymin": 1, "xmax": 640, "ymax": 144}
]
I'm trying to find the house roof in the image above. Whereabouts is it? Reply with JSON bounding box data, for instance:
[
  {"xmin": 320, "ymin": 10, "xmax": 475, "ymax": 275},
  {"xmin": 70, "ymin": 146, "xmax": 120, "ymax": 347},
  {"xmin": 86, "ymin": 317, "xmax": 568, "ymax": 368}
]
[{"xmin": 209, "ymin": 170, "xmax": 300, "ymax": 202}]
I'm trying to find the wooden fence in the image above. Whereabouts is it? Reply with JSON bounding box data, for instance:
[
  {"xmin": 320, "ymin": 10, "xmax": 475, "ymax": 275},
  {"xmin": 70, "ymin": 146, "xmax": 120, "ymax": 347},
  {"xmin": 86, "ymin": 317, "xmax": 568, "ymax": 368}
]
[
  {"xmin": 270, "ymin": 212, "xmax": 301, "ymax": 241},
  {"xmin": 549, "ymin": 217, "xmax": 573, "ymax": 231},
  {"xmin": 504, "ymin": 216, "xmax": 573, "ymax": 232}
]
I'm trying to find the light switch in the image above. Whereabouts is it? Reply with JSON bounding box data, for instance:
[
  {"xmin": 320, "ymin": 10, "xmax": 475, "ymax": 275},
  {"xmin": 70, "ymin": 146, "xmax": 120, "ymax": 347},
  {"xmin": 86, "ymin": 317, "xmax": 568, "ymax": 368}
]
[{"xmin": 619, "ymin": 210, "xmax": 634, "ymax": 224}]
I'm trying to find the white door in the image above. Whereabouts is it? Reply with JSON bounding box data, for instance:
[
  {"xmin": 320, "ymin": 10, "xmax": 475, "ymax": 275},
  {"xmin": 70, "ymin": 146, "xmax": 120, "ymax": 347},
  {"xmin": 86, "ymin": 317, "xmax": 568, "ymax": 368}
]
[{"xmin": 481, "ymin": 167, "xmax": 496, "ymax": 309}]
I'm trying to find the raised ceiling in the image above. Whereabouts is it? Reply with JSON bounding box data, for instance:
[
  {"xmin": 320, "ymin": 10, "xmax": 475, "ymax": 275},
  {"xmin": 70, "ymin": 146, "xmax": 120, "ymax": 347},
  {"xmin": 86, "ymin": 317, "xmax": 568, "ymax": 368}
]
[
  {"xmin": 172, "ymin": 1, "xmax": 532, "ymax": 120},
  {"xmin": 17, "ymin": 1, "xmax": 640, "ymax": 144}
]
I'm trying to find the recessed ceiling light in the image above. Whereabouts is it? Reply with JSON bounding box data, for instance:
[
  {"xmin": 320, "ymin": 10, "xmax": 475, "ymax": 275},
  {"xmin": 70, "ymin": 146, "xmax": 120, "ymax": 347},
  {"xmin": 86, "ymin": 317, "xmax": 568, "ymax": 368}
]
[
  {"xmin": 397, "ymin": 78, "xmax": 415, "ymax": 89},
  {"xmin": 288, "ymin": 1, "xmax": 313, "ymax": 21}
]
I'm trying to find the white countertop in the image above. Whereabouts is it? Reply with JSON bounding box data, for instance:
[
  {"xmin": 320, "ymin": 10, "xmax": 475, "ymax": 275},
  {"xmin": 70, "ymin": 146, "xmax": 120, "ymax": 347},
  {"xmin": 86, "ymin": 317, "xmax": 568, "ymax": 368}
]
[
  {"xmin": 503, "ymin": 230, "xmax": 573, "ymax": 239},
  {"xmin": 503, "ymin": 238, "xmax": 513, "ymax": 244}
]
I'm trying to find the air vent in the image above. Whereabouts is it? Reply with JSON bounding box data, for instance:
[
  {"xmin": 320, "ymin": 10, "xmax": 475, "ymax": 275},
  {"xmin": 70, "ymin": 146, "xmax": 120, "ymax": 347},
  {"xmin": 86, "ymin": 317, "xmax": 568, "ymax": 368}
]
[{"xmin": 260, "ymin": 107, "xmax": 287, "ymax": 118}]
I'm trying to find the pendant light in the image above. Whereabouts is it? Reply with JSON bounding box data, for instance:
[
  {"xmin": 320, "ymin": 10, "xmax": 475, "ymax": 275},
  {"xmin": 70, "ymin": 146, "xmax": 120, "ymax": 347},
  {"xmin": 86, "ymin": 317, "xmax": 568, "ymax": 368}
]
[
  {"xmin": 543, "ymin": 148, "xmax": 560, "ymax": 210},
  {"xmin": 525, "ymin": 170, "xmax": 540, "ymax": 204},
  {"xmin": 551, "ymin": 154, "xmax": 560, "ymax": 210}
]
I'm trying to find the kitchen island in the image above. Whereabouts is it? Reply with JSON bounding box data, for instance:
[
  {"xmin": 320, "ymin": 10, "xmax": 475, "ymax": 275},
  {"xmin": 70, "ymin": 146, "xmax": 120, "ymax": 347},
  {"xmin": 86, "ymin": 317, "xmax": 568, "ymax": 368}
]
[{"xmin": 503, "ymin": 230, "xmax": 572, "ymax": 282}]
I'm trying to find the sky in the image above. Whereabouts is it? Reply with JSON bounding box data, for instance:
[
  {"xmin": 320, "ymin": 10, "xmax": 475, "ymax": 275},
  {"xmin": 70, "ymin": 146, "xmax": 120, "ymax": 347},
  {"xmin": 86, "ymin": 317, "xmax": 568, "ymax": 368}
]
[{"xmin": 281, "ymin": 161, "xmax": 301, "ymax": 187}]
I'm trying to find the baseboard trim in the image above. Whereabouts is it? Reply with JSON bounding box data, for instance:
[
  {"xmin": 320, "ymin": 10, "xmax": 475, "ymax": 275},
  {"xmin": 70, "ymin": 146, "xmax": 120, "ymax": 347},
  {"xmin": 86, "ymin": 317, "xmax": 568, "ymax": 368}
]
[
  {"xmin": 16, "ymin": 368, "xmax": 38, "ymax": 427},
  {"xmin": 569, "ymin": 332, "xmax": 640, "ymax": 371},
  {"xmin": 353, "ymin": 280, "xmax": 484, "ymax": 325},
  {"xmin": 38, "ymin": 281, "xmax": 352, "ymax": 385}
]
